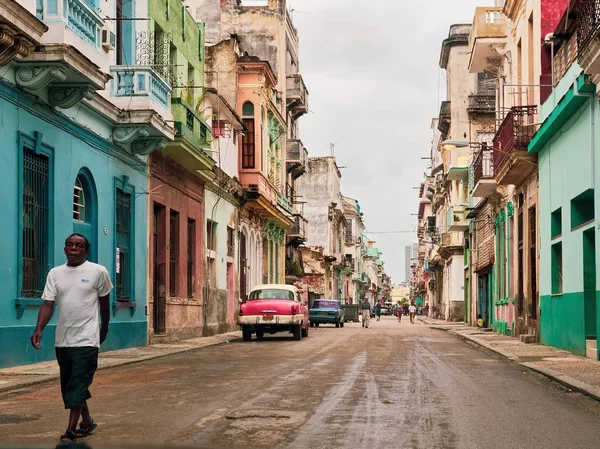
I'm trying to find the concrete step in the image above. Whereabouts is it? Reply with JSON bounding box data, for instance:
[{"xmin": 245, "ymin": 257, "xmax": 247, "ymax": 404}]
[
  {"xmin": 519, "ymin": 334, "xmax": 537, "ymax": 344},
  {"xmin": 586, "ymin": 339, "xmax": 597, "ymax": 360}
]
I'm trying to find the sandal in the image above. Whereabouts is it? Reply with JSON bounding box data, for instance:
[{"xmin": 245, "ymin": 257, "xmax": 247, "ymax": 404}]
[
  {"xmin": 59, "ymin": 429, "xmax": 77, "ymax": 444},
  {"xmin": 76, "ymin": 418, "xmax": 97, "ymax": 437}
]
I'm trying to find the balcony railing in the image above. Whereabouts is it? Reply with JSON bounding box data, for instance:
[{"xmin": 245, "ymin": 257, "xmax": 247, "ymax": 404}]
[
  {"xmin": 467, "ymin": 95, "xmax": 495, "ymax": 114},
  {"xmin": 446, "ymin": 205, "xmax": 468, "ymax": 232},
  {"xmin": 286, "ymin": 74, "xmax": 308, "ymax": 118},
  {"xmin": 468, "ymin": 7, "xmax": 507, "ymax": 73},
  {"xmin": 473, "ymin": 146, "xmax": 494, "ymax": 186},
  {"xmin": 555, "ymin": 31, "xmax": 578, "ymax": 84},
  {"xmin": 492, "ymin": 105, "xmax": 537, "ymax": 173},
  {"xmin": 277, "ymin": 192, "xmax": 293, "ymax": 214},
  {"xmin": 110, "ymin": 66, "xmax": 171, "ymax": 109},
  {"xmin": 438, "ymin": 101, "xmax": 451, "ymax": 135},
  {"xmin": 577, "ymin": 0, "xmax": 600, "ymax": 56},
  {"xmin": 286, "ymin": 139, "xmax": 308, "ymax": 177},
  {"xmin": 289, "ymin": 214, "xmax": 307, "ymax": 242},
  {"xmin": 172, "ymin": 98, "xmax": 212, "ymax": 150}
]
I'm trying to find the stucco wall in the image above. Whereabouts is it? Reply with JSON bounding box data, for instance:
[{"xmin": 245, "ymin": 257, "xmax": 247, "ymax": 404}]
[
  {"xmin": 0, "ymin": 87, "xmax": 147, "ymax": 368},
  {"xmin": 538, "ymin": 80, "xmax": 600, "ymax": 355}
]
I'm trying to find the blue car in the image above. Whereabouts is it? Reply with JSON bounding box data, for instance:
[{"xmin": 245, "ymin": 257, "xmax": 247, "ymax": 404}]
[{"xmin": 309, "ymin": 299, "xmax": 345, "ymax": 328}]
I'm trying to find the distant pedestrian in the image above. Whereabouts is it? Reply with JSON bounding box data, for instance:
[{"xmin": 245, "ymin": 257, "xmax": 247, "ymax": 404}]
[
  {"xmin": 31, "ymin": 234, "xmax": 113, "ymax": 443},
  {"xmin": 360, "ymin": 298, "xmax": 371, "ymax": 328},
  {"xmin": 395, "ymin": 301, "xmax": 403, "ymax": 322},
  {"xmin": 409, "ymin": 303, "xmax": 417, "ymax": 324},
  {"xmin": 375, "ymin": 301, "xmax": 382, "ymax": 321},
  {"xmin": 424, "ymin": 304, "xmax": 430, "ymax": 316}
]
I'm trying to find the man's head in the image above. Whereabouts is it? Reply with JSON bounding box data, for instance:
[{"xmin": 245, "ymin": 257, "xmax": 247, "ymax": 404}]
[{"xmin": 64, "ymin": 233, "xmax": 90, "ymax": 266}]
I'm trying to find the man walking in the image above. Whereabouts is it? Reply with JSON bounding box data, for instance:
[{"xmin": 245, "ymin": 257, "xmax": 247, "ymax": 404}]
[
  {"xmin": 31, "ymin": 234, "xmax": 113, "ymax": 443},
  {"xmin": 360, "ymin": 297, "xmax": 371, "ymax": 328},
  {"xmin": 409, "ymin": 303, "xmax": 417, "ymax": 324}
]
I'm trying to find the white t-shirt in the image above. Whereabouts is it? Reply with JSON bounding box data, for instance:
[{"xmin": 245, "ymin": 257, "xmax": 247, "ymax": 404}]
[
  {"xmin": 42, "ymin": 261, "xmax": 113, "ymax": 348},
  {"xmin": 409, "ymin": 305, "xmax": 417, "ymax": 313}
]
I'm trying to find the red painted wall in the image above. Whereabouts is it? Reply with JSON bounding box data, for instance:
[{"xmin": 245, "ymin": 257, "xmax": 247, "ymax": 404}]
[{"xmin": 540, "ymin": 0, "xmax": 570, "ymax": 103}]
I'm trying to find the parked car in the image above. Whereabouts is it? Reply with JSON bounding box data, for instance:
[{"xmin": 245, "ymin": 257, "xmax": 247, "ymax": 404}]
[
  {"xmin": 309, "ymin": 299, "xmax": 345, "ymax": 328},
  {"xmin": 238, "ymin": 284, "xmax": 309, "ymax": 341}
]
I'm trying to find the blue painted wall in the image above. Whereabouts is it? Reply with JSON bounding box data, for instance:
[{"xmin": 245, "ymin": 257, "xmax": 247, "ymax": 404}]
[{"xmin": 0, "ymin": 82, "xmax": 148, "ymax": 368}]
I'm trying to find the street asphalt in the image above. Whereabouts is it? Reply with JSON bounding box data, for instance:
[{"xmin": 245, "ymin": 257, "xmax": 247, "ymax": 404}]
[{"xmin": 1, "ymin": 317, "xmax": 600, "ymax": 449}]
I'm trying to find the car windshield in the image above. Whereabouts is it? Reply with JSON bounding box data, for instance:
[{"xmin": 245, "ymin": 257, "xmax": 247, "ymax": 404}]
[
  {"xmin": 249, "ymin": 289, "xmax": 295, "ymax": 301},
  {"xmin": 313, "ymin": 301, "xmax": 338, "ymax": 308}
]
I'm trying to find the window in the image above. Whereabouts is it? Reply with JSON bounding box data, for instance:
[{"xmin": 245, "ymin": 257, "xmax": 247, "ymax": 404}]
[
  {"xmin": 551, "ymin": 208, "xmax": 562, "ymax": 238},
  {"xmin": 169, "ymin": 210, "xmax": 179, "ymax": 296},
  {"xmin": 116, "ymin": 188, "xmax": 132, "ymax": 300},
  {"xmin": 207, "ymin": 219, "xmax": 217, "ymax": 252},
  {"xmin": 242, "ymin": 101, "xmax": 255, "ymax": 169},
  {"xmin": 571, "ymin": 189, "xmax": 595, "ymax": 229},
  {"xmin": 187, "ymin": 218, "xmax": 195, "ymax": 298},
  {"xmin": 73, "ymin": 176, "xmax": 85, "ymax": 222},
  {"xmin": 227, "ymin": 226, "xmax": 235, "ymax": 257},
  {"xmin": 552, "ymin": 242, "xmax": 563, "ymax": 295},
  {"xmin": 21, "ymin": 147, "xmax": 50, "ymax": 298}
]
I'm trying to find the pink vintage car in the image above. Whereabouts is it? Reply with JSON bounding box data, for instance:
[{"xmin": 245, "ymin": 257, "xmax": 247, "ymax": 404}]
[{"xmin": 239, "ymin": 284, "xmax": 309, "ymax": 341}]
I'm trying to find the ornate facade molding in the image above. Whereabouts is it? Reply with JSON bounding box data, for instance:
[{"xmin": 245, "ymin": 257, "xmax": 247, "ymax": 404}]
[
  {"xmin": 0, "ymin": 26, "xmax": 32, "ymax": 65},
  {"xmin": 48, "ymin": 84, "xmax": 94, "ymax": 109},
  {"xmin": 112, "ymin": 126, "xmax": 151, "ymax": 144},
  {"xmin": 131, "ymin": 137, "xmax": 167, "ymax": 155},
  {"xmin": 15, "ymin": 65, "xmax": 67, "ymax": 90}
]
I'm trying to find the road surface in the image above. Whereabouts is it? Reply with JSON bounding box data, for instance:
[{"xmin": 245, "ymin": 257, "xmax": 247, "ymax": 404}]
[{"xmin": 1, "ymin": 317, "xmax": 600, "ymax": 449}]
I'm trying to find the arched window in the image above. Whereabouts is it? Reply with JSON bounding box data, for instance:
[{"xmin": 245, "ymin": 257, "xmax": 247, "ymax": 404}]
[
  {"xmin": 72, "ymin": 169, "xmax": 98, "ymax": 262},
  {"xmin": 73, "ymin": 176, "xmax": 86, "ymax": 222},
  {"xmin": 242, "ymin": 101, "xmax": 256, "ymax": 169}
]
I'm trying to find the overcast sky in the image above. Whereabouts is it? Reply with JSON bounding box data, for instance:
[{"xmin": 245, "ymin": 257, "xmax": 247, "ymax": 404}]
[{"xmin": 287, "ymin": 0, "xmax": 493, "ymax": 284}]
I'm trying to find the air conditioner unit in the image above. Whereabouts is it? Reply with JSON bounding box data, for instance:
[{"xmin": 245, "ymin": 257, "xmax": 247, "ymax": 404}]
[{"xmin": 101, "ymin": 26, "xmax": 116, "ymax": 51}]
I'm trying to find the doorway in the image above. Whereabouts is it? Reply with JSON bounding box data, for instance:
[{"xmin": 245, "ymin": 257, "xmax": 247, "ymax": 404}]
[
  {"xmin": 153, "ymin": 204, "xmax": 166, "ymax": 334},
  {"xmin": 583, "ymin": 228, "xmax": 596, "ymax": 345},
  {"xmin": 478, "ymin": 273, "xmax": 490, "ymax": 327},
  {"xmin": 240, "ymin": 232, "xmax": 247, "ymax": 302}
]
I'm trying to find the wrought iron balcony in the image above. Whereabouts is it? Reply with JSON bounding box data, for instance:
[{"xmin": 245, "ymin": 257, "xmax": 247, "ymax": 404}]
[
  {"xmin": 277, "ymin": 192, "xmax": 293, "ymax": 215},
  {"xmin": 467, "ymin": 94, "xmax": 495, "ymax": 115},
  {"xmin": 286, "ymin": 139, "xmax": 308, "ymax": 178},
  {"xmin": 471, "ymin": 145, "xmax": 496, "ymax": 197},
  {"xmin": 468, "ymin": 7, "xmax": 507, "ymax": 73},
  {"xmin": 492, "ymin": 105, "xmax": 537, "ymax": 186},
  {"xmin": 286, "ymin": 74, "xmax": 308, "ymax": 118},
  {"xmin": 438, "ymin": 101, "xmax": 451, "ymax": 136},
  {"xmin": 577, "ymin": 0, "xmax": 600, "ymax": 73}
]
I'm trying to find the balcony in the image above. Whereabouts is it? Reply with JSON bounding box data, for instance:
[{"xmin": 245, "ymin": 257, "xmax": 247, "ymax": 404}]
[
  {"xmin": 578, "ymin": 0, "xmax": 600, "ymax": 74},
  {"xmin": 492, "ymin": 105, "xmax": 537, "ymax": 186},
  {"xmin": 162, "ymin": 98, "xmax": 215, "ymax": 181},
  {"xmin": 438, "ymin": 101, "xmax": 451, "ymax": 136},
  {"xmin": 277, "ymin": 192, "xmax": 293, "ymax": 215},
  {"xmin": 468, "ymin": 7, "xmax": 507, "ymax": 73},
  {"xmin": 439, "ymin": 232, "xmax": 463, "ymax": 260},
  {"xmin": 472, "ymin": 146, "xmax": 496, "ymax": 197},
  {"xmin": 446, "ymin": 205, "xmax": 468, "ymax": 232},
  {"xmin": 286, "ymin": 74, "xmax": 308, "ymax": 118},
  {"xmin": 288, "ymin": 214, "xmax": 307, "ymax": 244},
  {"xmin": 286, "ymin": 139, "xmax": 308, "ymax": 179},
  {"xmin": 467, "ymin": 94, "xmax": 495, "ymax": 116},
  {"xmin": 446, "ymin": 154, "xmax": 469, "ymax": 181},
  {"xmin": 109, "ymin": 66, "xmax": 172, "ymax": 120}
]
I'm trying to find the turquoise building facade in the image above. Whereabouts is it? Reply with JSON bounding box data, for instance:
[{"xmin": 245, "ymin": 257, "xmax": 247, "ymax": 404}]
[
  {"xmin": 529, "ymin": 63, "xmax": 600, "ymax": 357},
  {"xmin": 0, "ymin": 80, "xmax": 149, "ymax": 368}
]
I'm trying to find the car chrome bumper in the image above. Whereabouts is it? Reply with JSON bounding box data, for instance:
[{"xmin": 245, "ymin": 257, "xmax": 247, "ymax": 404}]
[
  {"xmin": 309, "ymin": 315, "xmax": 339, "ymax": 323},
  {"xmin": 238, "ymin": 315, "xmax": 304, "ymax": 326}
]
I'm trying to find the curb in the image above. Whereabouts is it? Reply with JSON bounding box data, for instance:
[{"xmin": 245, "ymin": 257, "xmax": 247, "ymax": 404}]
[
  {"xmin": 444, "ymin": 329, "xmax": 600, "ymax": 403},
  {"xmin": 0, "ymin": 334, "xmax": 241, "ymax": 394}
]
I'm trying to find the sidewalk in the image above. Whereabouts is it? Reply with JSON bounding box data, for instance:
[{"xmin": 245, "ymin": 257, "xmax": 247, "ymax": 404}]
[
  {"xmin": 0, "ymin": 331, "xmax": 242, "ymax": 393},
  {"xmin": 420, "ymin": 318, "xmax": 600, "ymax": 401}
]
